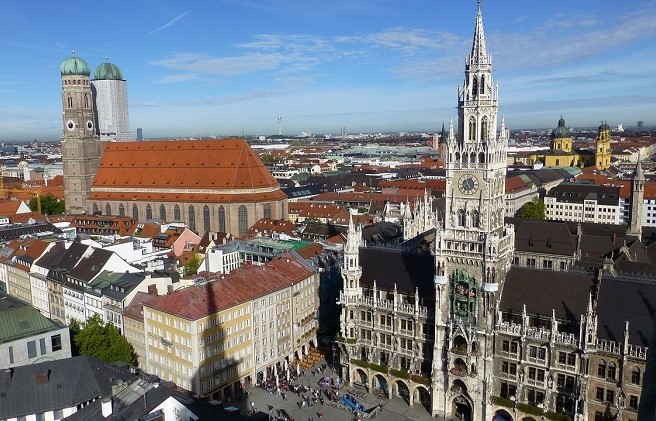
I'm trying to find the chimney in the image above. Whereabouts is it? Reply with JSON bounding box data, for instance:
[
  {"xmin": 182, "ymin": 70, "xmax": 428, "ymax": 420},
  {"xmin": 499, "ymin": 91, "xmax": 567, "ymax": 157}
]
[
  {"xmin": 148, "ymin": 284, "xmax": 157, "ymax": 295},
  {"xmin": 101, "ymin": 397, "xmax": 113, "ymax": 417}
]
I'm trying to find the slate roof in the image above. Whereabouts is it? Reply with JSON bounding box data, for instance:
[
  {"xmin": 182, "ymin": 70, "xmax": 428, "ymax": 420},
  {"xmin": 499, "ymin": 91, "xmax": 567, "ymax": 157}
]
[
  {"xmin": 512, "ymin": 219, "xmax": 577, "ymax": 256},
  {"xmin": 596, "ymin": 275, "xmax": 656, "ymax": 347},
  {"xmin": 500, "ymin": 267, "xmax": 596, "ymax": 323},
  {"xmin": 90, "ymin": 139, "xmax": 285, "ymax": 203},
  {"xmin": 0, "ymin": 356, "xmax": 138, "ymax": 419},
  {"xmin": 359, "ymin": 246, "xmax": 435, "ymax": 298},
  {"xmin": 546, "ymin": 183, "xmax": 621, "ymax": 205},
  {"xmin": 33, "ymin": 241, "xmax": 67, "ymax": 270},
  {"xmin": 67, "ymin": 248, "xmax": 114, "ymax": 283}
]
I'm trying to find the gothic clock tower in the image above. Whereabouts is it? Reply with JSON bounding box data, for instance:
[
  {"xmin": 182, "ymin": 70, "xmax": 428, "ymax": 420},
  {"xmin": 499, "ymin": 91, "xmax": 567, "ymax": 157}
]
[
  {"xmin": 432, "ymin": 1, "xmax": 515, "ymax": 419},
  {"xmin": 60, "ymin": 53, "xmax": 104, "ymax": 214}
]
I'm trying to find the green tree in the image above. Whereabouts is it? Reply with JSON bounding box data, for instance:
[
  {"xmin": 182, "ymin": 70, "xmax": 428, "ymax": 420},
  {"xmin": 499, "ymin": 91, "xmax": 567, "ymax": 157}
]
[
  {"xmin": 29, "ymin": 193, "xmax": 65, "ymax": 215},
  {"xmin": 518, "ymin": 197, "xmax": 546, "ymax": 220},
  {"xmin": 183, "ymin": 253, "xmax": 202, "ymax": 276},
  {"xmin": 72, "ymin": 314, "xmax": 137, "ymax": 366}
]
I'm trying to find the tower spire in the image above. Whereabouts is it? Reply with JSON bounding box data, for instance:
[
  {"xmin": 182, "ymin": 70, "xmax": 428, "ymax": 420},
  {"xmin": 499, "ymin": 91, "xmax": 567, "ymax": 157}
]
[{"xmin": 470, "ymin": 0, "xmax": 489, "ymax": 65}]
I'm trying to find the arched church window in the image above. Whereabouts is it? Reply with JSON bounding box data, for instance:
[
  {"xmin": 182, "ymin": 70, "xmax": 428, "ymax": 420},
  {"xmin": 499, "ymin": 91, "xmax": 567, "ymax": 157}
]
[
  {"xmin": 263, "ymin": 203, "xmax": 271, "ymax": 219},
  {"xmin": 132, "ymin": 204, "xmax": 139, "ymax": 221},
  {"xmin": 481, "ymin": 116, "xmax": 488, "ymax": 141},
  {"xmin": 478, "ymin": 152, "xmax": 485, "ymax": 164},
  {"xmin": 145, "ymin": 204, "xmax": 153, "ymax": 220},
  {"xmin": 84, "ymin": 93, "xmax": 90, "ymax": 109},
  {"xmin": 118, "ymin": 203, "xmax": 125, "ymax": 216},
  {"xmin": 188, "ymin": 205, "xmax": 196, "ymax": 232},
  {"xmin": 92, "ymin": 203, "xmax": 98, "ymax": 214},
  {"xmin": 203, "ymin": 205, "xmax": 210, "ymax": 234},
  {"xmin": 469, "ymin": 152, "xmax": 476, "ymax": 164},
  {"xmin": 66, "ymin": 95, "xmax": 73, "ymax": 109},
  {"xmin": 455, "ymin": 152, "xmax": 460, "ymax": 162},
  {"xmin": 105, "ymin": 204, "xmax": 111, "ymax": 216},
  {"xmin": 238, "ymin": 205, "xmax": 248, "ymax": 236},
  {"xmin": 458, "ymin": 210, "xmax": 466, "ymax": 227},
  {"xmin": 472, "ymin": 76, "xmax": 478, "ymax": 98},
  {"xmin": 472, "ymin": 211, "xmax": 480, "ymax": 228},
  {"xmin": 480, "ymin": 75, "xmax": 485, "ymax": 94},
  {"xmin": 159, "ymin": 205, "xmax": 166, "ymax": 222},
  {"xmin": 174, "ymin": 205, "xmax": 181, "ymax": 221},
  {"xmin": 218, "ymin": 206, "xmax": 226, "ymax": 232},
  {"xmin": 469, "ymin": 117, "xmax": 476, "ymax": 141}
]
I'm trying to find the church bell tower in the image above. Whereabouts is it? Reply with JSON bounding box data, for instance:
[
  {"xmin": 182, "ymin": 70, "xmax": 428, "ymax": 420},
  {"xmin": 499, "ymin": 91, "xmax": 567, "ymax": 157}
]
[
  {"xmin": 432, "ymin": 1, "xmax": 515, "ymax": 419},
  {"xmin": 60, "ymin": 53, "xmax": 104, "ymax": 214}
]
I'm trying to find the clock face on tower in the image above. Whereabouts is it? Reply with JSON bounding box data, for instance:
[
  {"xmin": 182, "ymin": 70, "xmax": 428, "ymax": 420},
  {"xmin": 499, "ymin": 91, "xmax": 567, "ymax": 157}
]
[
  {"xmin": 458, "ymin": 174, "xmax": 479, "ymax": 195},
  {"xmin": 86, "ymin": 120, "xmax": 94, "ymax": 130},
  {"xmin": 66, "ymin": 120, "xmax": 75, "ymax": 131}
]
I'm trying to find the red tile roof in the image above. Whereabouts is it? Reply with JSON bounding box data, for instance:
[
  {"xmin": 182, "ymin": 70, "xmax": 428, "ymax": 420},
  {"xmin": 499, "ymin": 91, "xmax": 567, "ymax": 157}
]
[
  {"xmin": 145, "ymin": 256, "xmax": 315, "ymax": 320},
  {"xmin": 91, "ymin": 139, "xmax": 286, "ymax": 203}
]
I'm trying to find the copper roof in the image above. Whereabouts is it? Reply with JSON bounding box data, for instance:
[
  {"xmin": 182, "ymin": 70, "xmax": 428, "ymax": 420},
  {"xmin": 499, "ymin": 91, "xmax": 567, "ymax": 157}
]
[{"xmin": 91, "ymin": 139, "xmax": 285, "ymax": 202}]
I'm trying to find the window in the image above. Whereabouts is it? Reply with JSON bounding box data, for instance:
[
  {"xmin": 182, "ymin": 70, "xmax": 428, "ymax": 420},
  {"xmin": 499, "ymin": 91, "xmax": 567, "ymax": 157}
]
[
  {"xmin": 597, "ymin": 360, "xmax": 606, "ymax": 378},
  {"xmin": 218, "ymin": 206, "xmax": 226, "ymax": 232},
  {"xmin": 203, "ymin": 205, "xmax": 210, "ymax": 233},
  {"xmin": 174, "ymin": 205, "xmax": 181, "ymax": 221},
  {"xmin": 631, "ymin": 367, "xmax": 641, "ymax": 385},
  {"xmin": 27, "ymin": 340, "xmax": 37, "ymax": 358},
  {"xmin": 468, "ymin": 117, "xmax": 476, "ymax": 141},
  {"xmin": 543, "ymin": 260, "xmax": 553, "ymax": 270},
  {"xmin": 132, "ymin": 204, "xmax": 139, "ymax": 221},
  {"xmin": 607, "ymin": 362, "xmax": 617, "ymax": 380},
  {"xmin": 629, "ymin": 395, "xmax": 639, "ymax": 410},
  {"xmin": 188, "ymin": 205, "xmax": 196, "ymax": 232},
  {"xmin": 159, "ymin": 205, "xmax": 167, "ymax": 222},
  {"xmin": 146, "ymin": 204, "xmax": 153, "ymax": 220},
  {"xmin": 105, "ymin": 203, "xmax": 111, "ymax": 216},
  {"xmin": 8, "ymin": 346, "xmax": 14, "ymax": 364},
  {"xmin": 263, "ymin": 203, "xmax": 271, "ymax": 219},
  {"xmin": 596, "ymin": 387, "xmax": 604, "ymax": 401},
  {"xmin": 472, "ymin": 211, "xmax": 480, "ymax": 228},
  {"xmin": 481, "ymin": 116, "xmax": 488, "ymax": 141},
  {"xmin": 458, "ymin": 210, "xmax": 466, "ymax": 227},
  {"xmin": 238, "ymin": 205, "xmax": 248, "ymax": 235},
  {"xmin": 606, "ymin": 390, "xmax": 614, "ymax": 404},
  {"xmin": 66, "ymin": 95, "xmax": 73, "ymax": 109},
  {"xmin": 527, "ymin": 258, "xmax": 536, "ymax": 268},
  {"xmin": 118, "ymin": 203, "xmax": 125, "ymax": 216},
  {"xmin": 40, "ymin": 338, "xmax": 46, "ymax": 355}
]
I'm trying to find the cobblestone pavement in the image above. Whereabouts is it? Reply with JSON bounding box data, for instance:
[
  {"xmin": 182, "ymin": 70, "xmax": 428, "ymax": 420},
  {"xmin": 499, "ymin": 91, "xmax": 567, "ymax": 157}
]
[{"xmin": 241, "ymin": 366, "xmax": 436, "ymax": 421}]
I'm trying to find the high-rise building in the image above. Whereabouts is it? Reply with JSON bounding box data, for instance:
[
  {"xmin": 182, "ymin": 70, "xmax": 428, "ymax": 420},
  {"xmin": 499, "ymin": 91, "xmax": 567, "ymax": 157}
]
[
  {"xmin": 60, "ymin": 54, "xmax": 105, "ymax": 214},
  {"xmin": 91, "ymin": 59, "xmax": 134, "ymax": 141},
  {"xmin": 136, "ymin": 127, "xmax": 143, "ymax": 141}
]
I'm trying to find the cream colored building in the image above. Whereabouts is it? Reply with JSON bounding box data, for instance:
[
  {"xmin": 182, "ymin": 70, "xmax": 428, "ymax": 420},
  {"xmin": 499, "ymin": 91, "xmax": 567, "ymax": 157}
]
[{"xmin": 143, "ymin": 256, "xmax": 318, "ymax": 400}]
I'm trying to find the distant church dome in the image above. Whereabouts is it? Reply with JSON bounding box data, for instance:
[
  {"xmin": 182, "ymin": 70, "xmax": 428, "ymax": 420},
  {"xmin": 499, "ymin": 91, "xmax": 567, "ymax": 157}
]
[
  {"xmin": 598, "ymin": 121, "xmax": 610, "ymax": 131},
  {"xmin": 94, "ymin": 60, "xmax": 123, "ymax": 80},
  {"xmin": 551, "ymin": 116, "xmax": 571, "ymax": 139},
  {"xmin": 60, "ymin": 55, "xmax": 90, "ymax": 77}
]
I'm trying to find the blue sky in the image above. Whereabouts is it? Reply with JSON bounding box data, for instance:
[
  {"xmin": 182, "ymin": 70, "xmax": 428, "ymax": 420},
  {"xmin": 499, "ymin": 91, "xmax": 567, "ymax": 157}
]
[{"xmin": 0, "ymin": 0, "xmax": 655, "ymax": 141}]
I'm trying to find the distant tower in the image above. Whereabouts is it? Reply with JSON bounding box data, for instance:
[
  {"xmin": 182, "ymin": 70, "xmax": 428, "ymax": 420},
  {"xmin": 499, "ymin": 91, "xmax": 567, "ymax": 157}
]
[
  {"xmin": 91, "ymin": 58, "xmax": 134, "ymax": 141},
  {"xmin": 60, "ymin": 53, "xmax": 104, "ymax": 214},
  {"xmin": 136, "ymin": 128, "xmax": 143, "ymax": 141},
  {"xmin": 278, "ymin": 110, "xmax": 282, "ymax": 137},
  {"xmin": 550, "ymin": 116, "xmax": 573, "ymax": 153},
  {"xmin": 339, "ymin": 215, "xmax": 363, "ymax": 338},
  {"xmin": 638, "ymin": 120, "xmax": 644, "ymax": 131},
  {"xmin": 627, "ymin": 159, "xmax": 645, "ymax": 238},
  {"xmin": 595, "ymin": 121, "xmax": 611, "ymax": 169}
]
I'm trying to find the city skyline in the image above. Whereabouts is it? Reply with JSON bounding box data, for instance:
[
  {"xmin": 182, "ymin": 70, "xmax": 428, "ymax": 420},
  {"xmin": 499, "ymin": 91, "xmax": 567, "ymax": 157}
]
[{"xmin": 0, "ymin": 0, "xmax": 655, "ymax": 141}]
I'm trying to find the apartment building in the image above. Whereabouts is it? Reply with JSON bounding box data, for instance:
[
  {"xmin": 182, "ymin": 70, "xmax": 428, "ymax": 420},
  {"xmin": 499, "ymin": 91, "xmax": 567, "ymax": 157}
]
[
  {"xmin": 544, "ymin": 183, "xmax": 622, "ymax": 224},
  {"xmin": 143, "ymin": 256, "xmax": 318, "ymax": 400}
]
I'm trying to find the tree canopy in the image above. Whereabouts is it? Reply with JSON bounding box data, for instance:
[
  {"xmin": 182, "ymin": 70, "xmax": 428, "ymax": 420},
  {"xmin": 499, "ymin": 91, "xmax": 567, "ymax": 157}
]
[
  {"xmin": 518, "ymin": 197, "xmax": 546, "ymax": 220},
  {"xmin": 29, "ymin": 193, "xmax": 65, "ymax": 215},
  {"xmin": 183, "ymin": 253, "xmax": 202, "ymax": 276},
  {"xmin": 71, "ymin": 315, "xmax": 137, "ymax": 366}
]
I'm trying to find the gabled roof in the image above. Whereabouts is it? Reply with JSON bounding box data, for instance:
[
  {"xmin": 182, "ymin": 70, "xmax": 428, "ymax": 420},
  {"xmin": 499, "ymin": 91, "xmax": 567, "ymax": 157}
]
[
  {"xmin": 145, "ymin": 256, "xmax": 315, "ymax": 320},
  {"xmin": 359, "ymin": 246, "xmax": 435, "ymax": 298},
  {"xmin": 34, "ymin": 242, "xmax": 67, "ymax": 270},
  {"xmin": 90, "ymin": 139, "xmax": 285, "ymax": 203},
  {"xmin": 68, "ymin": 248, "xmax": 114, "ymax": 283},
  {"xmin": 597, "ymin": 275, "xmax": 656, "ymax": 347},
  {"xmin": 0, "ymin": 356, "xmax": 138, "ymax": 420},
  {"xmin": 501, "ymin": 267, "xmax": 596, "ymax": 323}
]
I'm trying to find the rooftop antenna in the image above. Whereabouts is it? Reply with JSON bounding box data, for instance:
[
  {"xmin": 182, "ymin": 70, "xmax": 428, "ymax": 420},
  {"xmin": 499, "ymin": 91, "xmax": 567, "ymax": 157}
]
[{"xmin": 278, "ymin": 108, "xmax": 282, "ymax": 137}]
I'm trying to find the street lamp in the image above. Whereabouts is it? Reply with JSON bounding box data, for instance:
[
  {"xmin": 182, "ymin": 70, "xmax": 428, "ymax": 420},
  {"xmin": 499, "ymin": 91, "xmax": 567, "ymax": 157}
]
[{"xmin": 510, "ymin": 395, "xmax": 517, "ymax": 419}]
